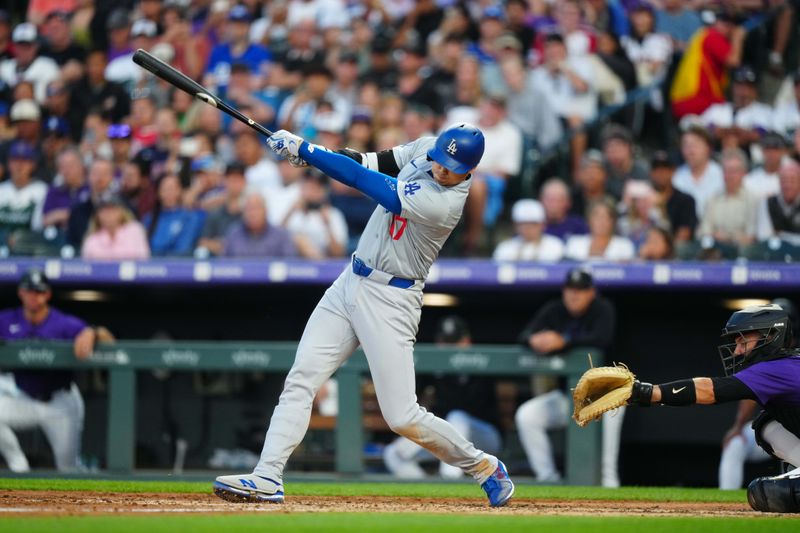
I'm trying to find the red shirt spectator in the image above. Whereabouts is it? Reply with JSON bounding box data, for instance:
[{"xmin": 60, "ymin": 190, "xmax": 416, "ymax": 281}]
[{"xmin": 670, "ymin": 13, "xmax": 745, "ymax": 119}]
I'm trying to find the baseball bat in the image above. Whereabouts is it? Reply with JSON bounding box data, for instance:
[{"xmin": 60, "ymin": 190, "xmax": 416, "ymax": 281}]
[{"xmin": 132, "ymin": 48, "xmax": 274, "ymax": 138}]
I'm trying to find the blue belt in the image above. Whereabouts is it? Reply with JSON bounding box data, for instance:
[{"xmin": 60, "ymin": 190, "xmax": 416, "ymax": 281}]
[{"xmin": 352, "ymin": 256, "xmax": 416, "ymax": 289}]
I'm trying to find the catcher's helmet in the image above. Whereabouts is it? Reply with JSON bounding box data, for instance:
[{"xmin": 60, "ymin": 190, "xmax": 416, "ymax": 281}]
[
  {"xmin": 718, "ymin": 304, "xmax": 792, "ymax": 375},
  {"xmin": 427, "ymin": 123, "xmax": 485, "ymax": 174}
]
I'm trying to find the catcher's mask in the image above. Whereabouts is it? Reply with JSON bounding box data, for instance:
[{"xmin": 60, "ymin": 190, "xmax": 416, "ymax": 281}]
[{"xmin": 718, "ymin": 304, "xmax": 792, "ymax": 376}]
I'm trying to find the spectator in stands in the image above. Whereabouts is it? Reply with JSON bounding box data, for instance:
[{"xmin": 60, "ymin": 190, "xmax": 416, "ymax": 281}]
[
  {"xmin": 465, "ymin": 5, "xmax": 507, "ymax": 94},
  {"xmin": 222, "ymin": 192, "xmax": 297, "ymax": 258},
  {"xmin": 104, "ymin": 8, "xmax": 132, "ymax": 62},
  {"xmin": 751, "ymin": 159, "xmax": 800, "ymax": 260},
  {"xmin": 505, "ymin": 0, "xmax": 536, "ymax": 50},
  {"xmin": 384, "ymin": 316, "xmax": 503, "ymax": 480},
  {"xmin": 400, "ymin": 105, "xmax": 436, "ymax": 145},
  {"xmin": 648, "ymin": 150, "xmax": 697, "ymax": 245},
  {"xmin": 0, "ymin": 141, "xmax": 47, "ymax": 249},
  {"xmin": 772, "ymin": 69, "xmax": 799, "ymax": 137},
  {"xmin": 81, "ymin": 194, "xmax": 150, "ymax": 260},
  {"xmin": 39, "ymin": 147, "xmax": 88, "ymax": 236},
  {"xmin": 582, "ymin": 0, "xmax": 629, "ymax": 39},
  {"xmin": 670, "ymin": 9, "xmax": 746, "ymax": 119},
  {"xmin": 450, "ymin": 53, "xmax": 481, "ymax": 111},
  {"xmin": 498, "ymin": 54, "xmax": 563, "ymax": 151},
  {"xmin": 184, "ymin": 155, "xmax": 225, "ymax": 211},
  {"xmin": 600, "ymin": 123, "xmax": 649, "ymax": 199},
  {"xmin": 570, "ymin": 150, "xmax": 614, "ymax": 219},
  {"xmin": 529, "ymin": 32, "xmax": 597, "ymax": 174},
  {"xmin": 468, "ymin": 94, "xmax": 524, "ymax": 254},
  {"xmin": 65, "ymin": 158, "xmax": 115, "ymax": 249},
  {"xmin": 278, "ymin": 64, "xmax": 345, "ymax": 140},
  {"xmin": 515, "ymin": 267, "xmax": 623, "ymax": 487},
  {"xmin": 565, "ymin": 200, "xmax": 635, "ymax": 261},
  {"xmin": 396, "ymin": 42, "xmax": 442, "ymax": 116},
  {"xmin": 672, "ymin": 125, "xmax": 724, "ymax": 218},
  {"xmin": 362, "ymin": 36, "xmax": 399, "ymax": 91},
  {"xmin": 42, "ymin": 80, "xmax": 71, "ymax": 140},
  {"xmin": 745, "ymin": 132, "xmax": 788, "ymax": 200},
  {"xmin": 532, "ymin": 0, "xmax": 596, "ymax": 62},
  {"xmin": 617, "ymin": 180, "xmax": 667, "ymax": 251},
  {"xmin": 68, "ymin": 49, "xmax": 131, "ymax": 140},
  {"xmin": 700, "ymin": 66, "xmax": 773, "ymax": 151},
  {"xmin": 39, "ymin": 10, "xmax": 85, "ymax": 83},
  {"xmin": 637, "ymin": 225, "xmax": 675, "ymax": 260},
  {"xmin": 119, "ymin": 159, "xmax": 156, "ymax": 220},
  {"xmin": 594, "ymin": 29, "xmax": 636, "ymax": 101},
  {"xmin": 159, "ymin": 4, "xmax": 210, "ymax": 83},
  {"xmin": 696, "ymin": 149, "xmax": 759, "ymax": 260},
  {"xmin": 235, "ymin": 130, "xmax": 281, "ymax": 194},
  {"xmin": 204, "ymin": 5, "xmax": 272, "ymax": 92},
  {"xmin": 40, "ymin": 116, "xmax": 71, "ymax": 182},
  {"xmin": 540, "ymin": 178, "xmax": 589, "ymax": 241},
  {"xmin": 224, "ymin": 63, "xmax": 277, "ymax": 133},
  {"xmin": 493, "ymin": 199, "xmax": 564, "ymax": 262},
  {"xmin": 107, "ymin": 123, "xmax": 133, "ymax": 179},
  {"xmin": 655, "ymin": 0, "xmax": 702, "ymax": 51},
  {"xmin": 143, "ymin": 174, "xmax": 206, "ymax": 257},
  {"xmin": 0, "ymin": 268, "xmax": 114, "ymax": 472},
  {"xmin": 0, "ymin": 23, "xmax": 59, "ymax": 103},
  {"xmin": 621, "ymin": 3, "xmax": 672, "ymax": 93},
  {"xmin": 8, "ymin": 99, "xmax": 43, "ymax": 160},
  {"xmin": 281, "ymin": 172, "xmax": 348, "ymax": 259},
  {"xmin": 196, "ymin": 163, "xmax": 248, "ymax": 257},
  {"xmin": 105, "ymin": 18, "xmax": 158, "ymax": 89}
]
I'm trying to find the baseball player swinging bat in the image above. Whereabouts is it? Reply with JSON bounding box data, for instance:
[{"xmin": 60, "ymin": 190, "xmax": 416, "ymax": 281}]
[{"xmin": 132, "ymin": 48, "xmax": 274, "ymax": 138}]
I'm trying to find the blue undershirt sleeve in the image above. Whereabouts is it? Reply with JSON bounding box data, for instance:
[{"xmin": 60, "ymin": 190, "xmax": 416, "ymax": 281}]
[{"xmin": 299, "ymin": 142, "xmax": 402, "ymax": 214}]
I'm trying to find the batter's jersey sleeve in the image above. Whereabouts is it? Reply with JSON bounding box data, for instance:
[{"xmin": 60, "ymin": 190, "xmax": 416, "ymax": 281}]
[{"xmin": 391, "ymin": 137, "xmax": 436, "ymax": 169}]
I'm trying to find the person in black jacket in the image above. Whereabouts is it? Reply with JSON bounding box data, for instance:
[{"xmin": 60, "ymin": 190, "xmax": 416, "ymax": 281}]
[{"xmin": 514, "ymin": 267, "xmax": 623, "ymax": 486}]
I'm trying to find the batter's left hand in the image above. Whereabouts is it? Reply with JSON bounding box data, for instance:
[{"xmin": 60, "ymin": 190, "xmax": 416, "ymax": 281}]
[{"xmin": 267, "ymin": 130, "xmax": 304, "ymax": 161}]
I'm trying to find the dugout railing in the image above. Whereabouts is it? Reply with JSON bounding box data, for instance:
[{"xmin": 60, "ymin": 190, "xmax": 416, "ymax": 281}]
[{"xmin": 0, "ymin": 341, "xmax": 602, "ymax": 485}]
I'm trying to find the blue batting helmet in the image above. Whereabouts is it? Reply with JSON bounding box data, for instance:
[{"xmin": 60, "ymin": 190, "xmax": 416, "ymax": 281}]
[{"xmin": 427, "ymin": 123, "xmax": 485, "ymax": 174}]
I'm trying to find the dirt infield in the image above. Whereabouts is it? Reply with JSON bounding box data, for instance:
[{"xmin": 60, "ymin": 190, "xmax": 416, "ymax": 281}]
[{"xmin": 0, "ymin": 490, "xmax": 779, "ymax": 517}]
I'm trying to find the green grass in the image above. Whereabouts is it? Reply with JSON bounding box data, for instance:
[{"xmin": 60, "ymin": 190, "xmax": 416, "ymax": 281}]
[
  {"xmin": 1, "ymin": 515, "xmax": 797, "ymax": 533},
  {"xmin": 0, "ymin": 477, "xmax": 747, "ymax": 502}
]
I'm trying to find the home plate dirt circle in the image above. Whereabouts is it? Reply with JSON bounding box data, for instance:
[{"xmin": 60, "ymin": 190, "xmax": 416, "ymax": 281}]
[{"xmin": 0, "ymin": 491, "xmax": 782, "ymax": 517}]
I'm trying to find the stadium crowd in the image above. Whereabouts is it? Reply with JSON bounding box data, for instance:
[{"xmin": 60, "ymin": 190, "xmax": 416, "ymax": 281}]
[{"xmin": 0, "ymin": 0, "xmax": 798, "ymax": 260}]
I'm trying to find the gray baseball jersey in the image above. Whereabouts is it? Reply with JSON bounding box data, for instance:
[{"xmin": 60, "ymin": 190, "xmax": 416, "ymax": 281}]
[{"xmin": 355, "ymin": 137, "xmax": 471, "ymax": 280}]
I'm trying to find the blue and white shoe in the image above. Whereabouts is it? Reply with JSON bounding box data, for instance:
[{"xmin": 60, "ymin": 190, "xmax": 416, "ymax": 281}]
[
  {"xmin": 213, "ymin": 473, "xmax": 285, "ymax": 503},
  {"xmin": 481, "ymin": 461, "xmax": 514, "ymax": 507}
]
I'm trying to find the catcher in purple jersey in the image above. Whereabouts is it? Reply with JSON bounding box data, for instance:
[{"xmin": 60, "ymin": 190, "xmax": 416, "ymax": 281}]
[{"xmin": 627, "ymin": 303, "xmax": 800, "ymax": 513}]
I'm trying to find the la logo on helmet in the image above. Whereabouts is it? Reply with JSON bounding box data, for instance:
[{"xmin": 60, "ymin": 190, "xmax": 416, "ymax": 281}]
[{"xmin": 447, "ymin": 139, "xmax": 458, "ymax": 155}]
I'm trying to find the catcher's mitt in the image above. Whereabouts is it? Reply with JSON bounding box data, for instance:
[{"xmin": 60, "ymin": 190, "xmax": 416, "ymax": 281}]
[{"xmin": 572, "ymin": 364, "xmax": 635, "ymax": 427}]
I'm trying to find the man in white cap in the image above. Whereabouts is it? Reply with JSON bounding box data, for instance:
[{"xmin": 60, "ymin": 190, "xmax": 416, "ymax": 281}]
[
  {"xmin": 492, "ymin": 199, "xmax": 565, "ymax": 261},
  {"xmin": 0, "ymin": 23, "xmax": 59, "ymax": 103}
]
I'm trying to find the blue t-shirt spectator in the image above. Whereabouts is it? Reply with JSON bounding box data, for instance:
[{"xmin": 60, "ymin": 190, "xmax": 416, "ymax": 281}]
[
  {"xmin": 655, "ymin": 7, "xmax": 702, "ymax": 49},
  {"xmin": 143, "ymin": 208, "xmax": 206, "ymax": 256},
  {"xmin": 206, "ymin": 43, "xmax": 271, "ymax": 92}
]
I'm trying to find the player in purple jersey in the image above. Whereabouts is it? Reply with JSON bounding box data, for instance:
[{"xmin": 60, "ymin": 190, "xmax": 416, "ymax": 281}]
[
  {"xmin": 0, "ymin": 268, "xmax": 113, "ymax": 472},
  {"xmin": 625, "ymin": 303, "xmax": 800, "ymax": 513}
]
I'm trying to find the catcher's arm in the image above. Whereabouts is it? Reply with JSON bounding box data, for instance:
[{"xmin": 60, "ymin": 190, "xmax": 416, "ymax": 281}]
[{"xmin": 631, "ymin": 376, "xmax": 756, "ymax": 406}]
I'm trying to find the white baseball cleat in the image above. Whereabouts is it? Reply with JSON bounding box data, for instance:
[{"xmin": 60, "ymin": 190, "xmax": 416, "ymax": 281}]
[{"xmin": 213, "ymin": 473, "xmax": 285, "ymax": 503}]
